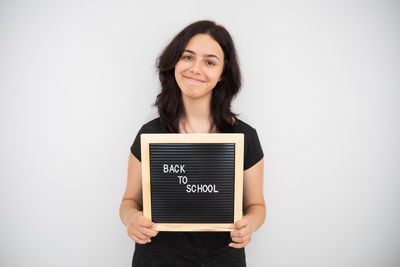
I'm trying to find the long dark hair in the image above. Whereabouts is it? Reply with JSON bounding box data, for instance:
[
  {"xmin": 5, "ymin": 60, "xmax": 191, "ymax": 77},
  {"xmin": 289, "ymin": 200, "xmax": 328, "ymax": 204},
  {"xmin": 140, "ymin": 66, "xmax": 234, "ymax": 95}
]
[{"xmin": 155, "ymin": 20, "xmax": 241, "ymax": 133}]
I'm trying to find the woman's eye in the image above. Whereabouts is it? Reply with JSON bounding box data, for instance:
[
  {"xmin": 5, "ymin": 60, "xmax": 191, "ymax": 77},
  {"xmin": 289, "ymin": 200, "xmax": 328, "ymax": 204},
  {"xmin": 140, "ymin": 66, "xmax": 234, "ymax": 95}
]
[
  {"xmin": 182, "ymin": 55, "xmax": 192, "ymax": 60},
  {"xmin": 206, "ymin": 60, "xmax": 216, "ymax": 66}
]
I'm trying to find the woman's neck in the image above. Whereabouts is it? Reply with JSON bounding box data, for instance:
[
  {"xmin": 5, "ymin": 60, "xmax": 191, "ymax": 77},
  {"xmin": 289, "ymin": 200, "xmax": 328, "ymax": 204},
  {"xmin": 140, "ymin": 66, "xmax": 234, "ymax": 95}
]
[{"xmin": 180, "ymin": 95, "xmax": 215, "ymax": 133}]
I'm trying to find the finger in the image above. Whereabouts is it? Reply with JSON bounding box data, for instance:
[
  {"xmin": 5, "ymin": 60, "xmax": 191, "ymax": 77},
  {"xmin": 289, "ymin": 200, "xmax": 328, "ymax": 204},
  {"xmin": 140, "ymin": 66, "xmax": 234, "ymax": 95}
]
[
  {"xmin": 231, "ymin": 235, "xmax": 246, "ymax": 243},
  {"xmin": 129, "ymin": 228, "xmax": 148, "ymax": 241},
  {"xmin": 231, "ymin": 233, "xmax": 251, "ymax": 243},
  {"xmin": 128, "ymin": 230, "xmax": 150, "ymax": 244},
  {"xmin": 138, "ymin": 217, "xmax": 154, "ymax": 228},
  {"xmin": 230, "ymin": 228, "xmax": 249, "ymax": 238},
  {"xmin": 135, "ymin": 222, "xmax": 158, "ymax": 237},
  {"xmin": 234, "ymin": 217, "xmax": 249, "ymax": 229},
  {"xmin": 142, "ymin": 227, "xmax": 159, "ymax": 238},
  {"xmin": 130, "ymin": 233, "xmax": 150, "ymax": 244},
  {"xmin": 229, "ymin": 240, "xmax": 249, "ymax": 249},
  {"xmin": 231, "ymin": 237, "xmax": 244, "ymax": 243},
  {"xmin": 231, "ymin": 232, "xmax": 251, "ymax": 244}
]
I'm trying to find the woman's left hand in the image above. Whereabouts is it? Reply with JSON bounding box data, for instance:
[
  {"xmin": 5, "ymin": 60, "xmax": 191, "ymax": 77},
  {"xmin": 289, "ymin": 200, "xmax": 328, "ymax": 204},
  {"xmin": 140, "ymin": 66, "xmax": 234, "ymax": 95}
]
[{"xmin": 229, "ymin": 216, "xmax": 254, "ymax": 248}]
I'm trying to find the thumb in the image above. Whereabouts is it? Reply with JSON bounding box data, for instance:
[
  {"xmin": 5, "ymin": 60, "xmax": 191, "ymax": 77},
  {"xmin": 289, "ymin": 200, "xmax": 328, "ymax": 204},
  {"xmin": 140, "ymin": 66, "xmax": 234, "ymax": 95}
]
[{"xmin": 234, "ymin": 217, "xmax": 248, "ymax": 229}]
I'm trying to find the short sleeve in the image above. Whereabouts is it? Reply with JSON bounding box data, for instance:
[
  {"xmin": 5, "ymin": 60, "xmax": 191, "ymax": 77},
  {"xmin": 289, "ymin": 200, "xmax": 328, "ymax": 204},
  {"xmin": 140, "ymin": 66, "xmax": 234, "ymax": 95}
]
[
  {"xmin": 130, "ymin": 118, "xmax": 164, "ymax": 161},
  {"xmin": 130, "ymin": 125, "xmax": 144, "ymax": 162},
  {"xmin": 244, "ymin": 128, "xmax": 264, "ymax": 170}
]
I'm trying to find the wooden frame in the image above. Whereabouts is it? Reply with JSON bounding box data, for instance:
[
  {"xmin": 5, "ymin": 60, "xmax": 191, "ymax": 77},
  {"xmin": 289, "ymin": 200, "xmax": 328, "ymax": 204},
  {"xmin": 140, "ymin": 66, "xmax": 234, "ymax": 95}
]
[{"xmin": 141, "ymin": 133, "xmax": 244, "ymax": 231}]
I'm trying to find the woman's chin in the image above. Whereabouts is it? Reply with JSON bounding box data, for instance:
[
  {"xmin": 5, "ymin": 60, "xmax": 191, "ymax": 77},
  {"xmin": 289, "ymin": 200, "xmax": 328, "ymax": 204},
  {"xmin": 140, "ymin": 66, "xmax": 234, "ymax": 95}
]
[{"xmin": 182, "ymin": 91, "xmax": 212, "ymax": 101}]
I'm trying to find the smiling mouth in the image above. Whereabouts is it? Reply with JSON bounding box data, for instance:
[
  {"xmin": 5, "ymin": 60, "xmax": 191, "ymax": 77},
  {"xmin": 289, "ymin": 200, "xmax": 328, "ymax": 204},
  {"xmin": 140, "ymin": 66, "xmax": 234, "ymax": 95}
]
[{"xmin": 184, "ymin": 76, "xmax": 205, "ymax": 83}]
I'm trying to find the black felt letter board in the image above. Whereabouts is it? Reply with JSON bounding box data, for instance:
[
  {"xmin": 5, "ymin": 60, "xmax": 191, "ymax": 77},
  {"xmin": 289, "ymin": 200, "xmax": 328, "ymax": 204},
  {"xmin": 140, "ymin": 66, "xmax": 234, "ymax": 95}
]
[{"xmin": 149, "ymin": 143, "xmax": 235, "ymax": 223}]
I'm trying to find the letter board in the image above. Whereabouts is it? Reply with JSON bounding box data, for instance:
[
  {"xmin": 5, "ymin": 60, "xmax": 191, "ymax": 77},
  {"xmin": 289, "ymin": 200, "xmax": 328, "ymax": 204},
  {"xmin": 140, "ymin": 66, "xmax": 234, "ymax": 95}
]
[{"xmin": 141, "ymin": 134, "xmax": 244, "ymax": 231}]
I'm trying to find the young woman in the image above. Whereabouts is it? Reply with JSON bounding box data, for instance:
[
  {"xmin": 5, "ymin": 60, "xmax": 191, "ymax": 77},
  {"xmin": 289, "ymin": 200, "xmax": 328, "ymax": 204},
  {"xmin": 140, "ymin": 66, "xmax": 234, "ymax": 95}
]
[{"xmin": 120, "ymin": 20, "xmax": 265, "ymax": 267}]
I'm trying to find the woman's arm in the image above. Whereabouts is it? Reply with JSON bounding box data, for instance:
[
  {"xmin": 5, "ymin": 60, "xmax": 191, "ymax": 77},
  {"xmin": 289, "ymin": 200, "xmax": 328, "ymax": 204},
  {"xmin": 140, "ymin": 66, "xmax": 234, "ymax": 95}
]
[
  {"xmin": 119, "ymin": 153, "xmax": 158, "ymax": 244},
  {"xmin": 230, "ymin": 158, "xmax": 265, "ymax": 248}
]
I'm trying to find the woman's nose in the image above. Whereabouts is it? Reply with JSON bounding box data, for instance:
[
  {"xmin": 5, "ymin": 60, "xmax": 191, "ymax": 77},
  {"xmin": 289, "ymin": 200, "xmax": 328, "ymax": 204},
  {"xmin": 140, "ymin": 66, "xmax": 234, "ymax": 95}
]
[{"xmin": 190, "ymin": 59, "xmax": 201, "ymax": 74}]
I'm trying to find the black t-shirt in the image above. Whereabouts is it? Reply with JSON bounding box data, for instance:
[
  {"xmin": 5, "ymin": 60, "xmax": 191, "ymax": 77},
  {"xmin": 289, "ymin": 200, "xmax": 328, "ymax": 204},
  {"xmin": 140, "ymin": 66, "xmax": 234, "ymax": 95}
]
[
  {"xmin": 131, "ymin": 117, "xmax": 263, "ymax": 170},
  {"xmin": 129, "ymin": 117, "xmax": 263, "ymax": 267}
]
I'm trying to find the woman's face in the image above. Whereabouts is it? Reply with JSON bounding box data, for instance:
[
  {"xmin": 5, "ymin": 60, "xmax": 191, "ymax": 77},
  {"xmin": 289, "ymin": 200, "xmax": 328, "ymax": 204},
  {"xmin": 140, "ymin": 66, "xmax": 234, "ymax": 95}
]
[{"xmin": 174, "ymin": 34, "xmax": 224, "ymax": 101}]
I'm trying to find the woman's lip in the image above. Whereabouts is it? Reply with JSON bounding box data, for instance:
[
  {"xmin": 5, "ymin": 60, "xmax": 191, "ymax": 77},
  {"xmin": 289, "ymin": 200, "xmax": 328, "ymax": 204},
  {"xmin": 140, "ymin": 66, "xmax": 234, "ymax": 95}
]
[{"xmin": 184, "ymin": 76, "xmax": 205, "ymax": 83}]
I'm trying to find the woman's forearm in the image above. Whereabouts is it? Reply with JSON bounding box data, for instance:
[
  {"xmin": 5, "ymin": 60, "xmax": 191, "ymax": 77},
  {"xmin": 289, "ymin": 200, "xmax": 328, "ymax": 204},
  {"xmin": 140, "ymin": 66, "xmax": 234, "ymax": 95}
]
[
  {"xmin": 244, "ymin": 203, "xmax": 266, "ymax": 232},
  {"xmin": 119, "ymin": 199, "xmax": 141, "ymax": 226}
]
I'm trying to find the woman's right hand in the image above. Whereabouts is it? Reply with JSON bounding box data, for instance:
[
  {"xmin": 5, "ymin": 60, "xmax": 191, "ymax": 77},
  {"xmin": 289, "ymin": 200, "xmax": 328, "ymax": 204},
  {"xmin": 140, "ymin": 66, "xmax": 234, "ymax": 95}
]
[{"xmin": 127, "ymin": 211, "xmax": 159, "ymax": 244}]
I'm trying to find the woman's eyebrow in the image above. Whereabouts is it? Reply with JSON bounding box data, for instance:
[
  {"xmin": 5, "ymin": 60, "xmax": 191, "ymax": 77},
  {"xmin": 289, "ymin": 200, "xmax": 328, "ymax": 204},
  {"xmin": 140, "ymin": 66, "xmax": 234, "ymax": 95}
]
[{"xmin": 183, "ymin": 49, "xmax": 220, "ymax": 61}]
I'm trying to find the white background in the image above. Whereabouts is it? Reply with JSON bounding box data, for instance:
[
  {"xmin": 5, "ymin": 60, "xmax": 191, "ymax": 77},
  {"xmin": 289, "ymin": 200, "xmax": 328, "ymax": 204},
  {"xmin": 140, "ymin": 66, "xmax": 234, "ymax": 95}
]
[{"xmin": 1, "ymin": 0, "xmax": 399, "ymax": 266}]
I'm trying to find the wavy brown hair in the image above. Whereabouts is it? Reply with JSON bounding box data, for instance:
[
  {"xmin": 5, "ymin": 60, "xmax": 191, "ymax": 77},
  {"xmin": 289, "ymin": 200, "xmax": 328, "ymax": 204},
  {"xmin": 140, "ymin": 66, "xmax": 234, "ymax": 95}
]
[{"xmin": 155, "ymin": 20, "xmax": 241, "ymax": 133}]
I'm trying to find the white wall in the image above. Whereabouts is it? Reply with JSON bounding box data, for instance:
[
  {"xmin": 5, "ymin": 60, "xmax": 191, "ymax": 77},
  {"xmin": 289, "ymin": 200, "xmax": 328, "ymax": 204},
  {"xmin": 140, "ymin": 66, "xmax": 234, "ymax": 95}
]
[{"xmin": 1, "ymin": 0, "xmax": 399, "ymax": 266}]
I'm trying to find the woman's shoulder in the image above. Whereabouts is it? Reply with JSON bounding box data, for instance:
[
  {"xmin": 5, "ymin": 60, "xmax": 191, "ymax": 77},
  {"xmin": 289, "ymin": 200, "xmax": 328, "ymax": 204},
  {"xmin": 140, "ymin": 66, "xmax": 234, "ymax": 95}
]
[
  {"xmin": 139, "ymin": 117, "xmax": 163, "ymax": 133},
  {"xmin": 234, "ymin": 118, "xmax": 264, "ymax": 170},
  {"xmin": 234, "ymin": 118, "xmax": 258, "ymax": 134}
]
